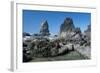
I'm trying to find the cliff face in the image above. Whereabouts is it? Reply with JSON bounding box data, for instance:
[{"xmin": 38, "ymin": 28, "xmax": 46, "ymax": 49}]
[{"xmin": 40, "ymin": 20, "xmax": 50, "ymax": 36}]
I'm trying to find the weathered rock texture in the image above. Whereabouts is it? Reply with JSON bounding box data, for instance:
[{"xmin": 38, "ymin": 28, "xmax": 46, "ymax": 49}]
[
  {"xmin": 60, "ymin": 17, "xmax": 75, "ymax": 38},
  {"xmin": 40, "ymin": 20, "xmax": 50, "ymax": 36}
]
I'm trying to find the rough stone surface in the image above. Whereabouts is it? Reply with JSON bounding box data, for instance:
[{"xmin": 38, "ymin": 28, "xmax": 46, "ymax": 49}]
[
  {"xmin": 23, "ymin": 32, "xmax": 31, "ymax": 37},
  {"xmin": 23, "ymin": 18, "xmax": 91, "ymax": 62},
  {"xmin": 60, "ymin": 17, "xmax": 75, "ymax": 38},
  {"xmin": 84, "ymin": 25, "xmax": 91, "ymax": 40},
  {"xmin": 40, "ymin": 20, "xmax": 50, "ymax": 36}
]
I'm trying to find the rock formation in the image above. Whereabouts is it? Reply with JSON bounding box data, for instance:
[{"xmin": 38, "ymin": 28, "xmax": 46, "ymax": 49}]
[
  {"xmin": 84, "ymin": 25, "xmax": 91, "ymax": 39},
  {"xmin": 23, "ymin": 18, "xmax": 91, "ymax": 61},
  {"xmin": 84, "ymin": 25, "xmax": 91, "ymax": 40},
  {"xmin": 72, "ymin": 27, "xmax": 82, "ymax": 41},
  {"xmin": 83, "ymin": 24, "xmax": 91, "ymax": 46},
  {"xmin": 40, "ymin": 20, "xmax": 50, "ymax": 36},
  {"xmin": 60, "ymin": 17, "xmax": 75, "ymax": 38},
  {"xmin": 23, "ymin": 32, "xmax": 31, "ymax": 37},
  {"xmin": 60, "ymin": 17, "xmax": 75, "ymax": 33},
  {"xmin": 85, "ymin": 25, "xmax": 91, "ymax": 32}
]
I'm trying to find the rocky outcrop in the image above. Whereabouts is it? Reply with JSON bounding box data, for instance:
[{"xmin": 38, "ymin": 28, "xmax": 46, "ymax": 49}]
[
  {"xmin": 85, "ymin": 25, "xmax": 91, "ymax": 32},
  {"xmin": 59, "ymin": 17, "xmax": 91, "ymax": 46},
  {"xmin": 83, "ymin": 25, "xmax": 91, "ymax": 46},
  {"xmin": 84, "ymin": 25, "xmax": 91, "ymax": 40},
  {"xmin": 71, "ymin": 27, "xmax": 82, "ymax": 43},
  {"xmin": 23, "ymin": 32, "xmax": 31, "ymax": 37},
  {"xmin": 40, "ymin": 20, "xmax": 50, "ymax": 36},
  {"xmin": 23, "ymin": 18, "xmax": 91, "ymax": 61},
  {"xmin": 60, "ymin": 17, "xmax": 75, "ymax": 32},
  {"xmin": 60, "ymin": 17, "xmax": 75, "ymax": 38}
]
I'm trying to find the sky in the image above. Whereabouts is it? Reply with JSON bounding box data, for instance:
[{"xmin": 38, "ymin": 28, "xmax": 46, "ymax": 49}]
[{"xmin": 23, "ymin": 10, "xmax": 91, "ymax": 35}]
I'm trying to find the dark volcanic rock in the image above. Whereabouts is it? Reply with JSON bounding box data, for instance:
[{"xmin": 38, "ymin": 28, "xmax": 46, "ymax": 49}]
[{"xmin": 40, "ymin": 20, "xmax": 50, "ymax": 36}]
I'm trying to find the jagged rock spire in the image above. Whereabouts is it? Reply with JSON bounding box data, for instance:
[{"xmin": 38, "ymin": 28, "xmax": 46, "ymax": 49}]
[
  {"xmin": 84, "ymin": 24, "xmax": 91, "ymax": 32},
  {"xmin": 60, "ymin": 17, "xmax": 75, "ymax": 38},
  {"xmin": 60, "ymin": 17, "xmax": 75, "ymax": 33},
  {"xmin": 40, "ymin": 20, "xmax": 50, "ymax": 36}
]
